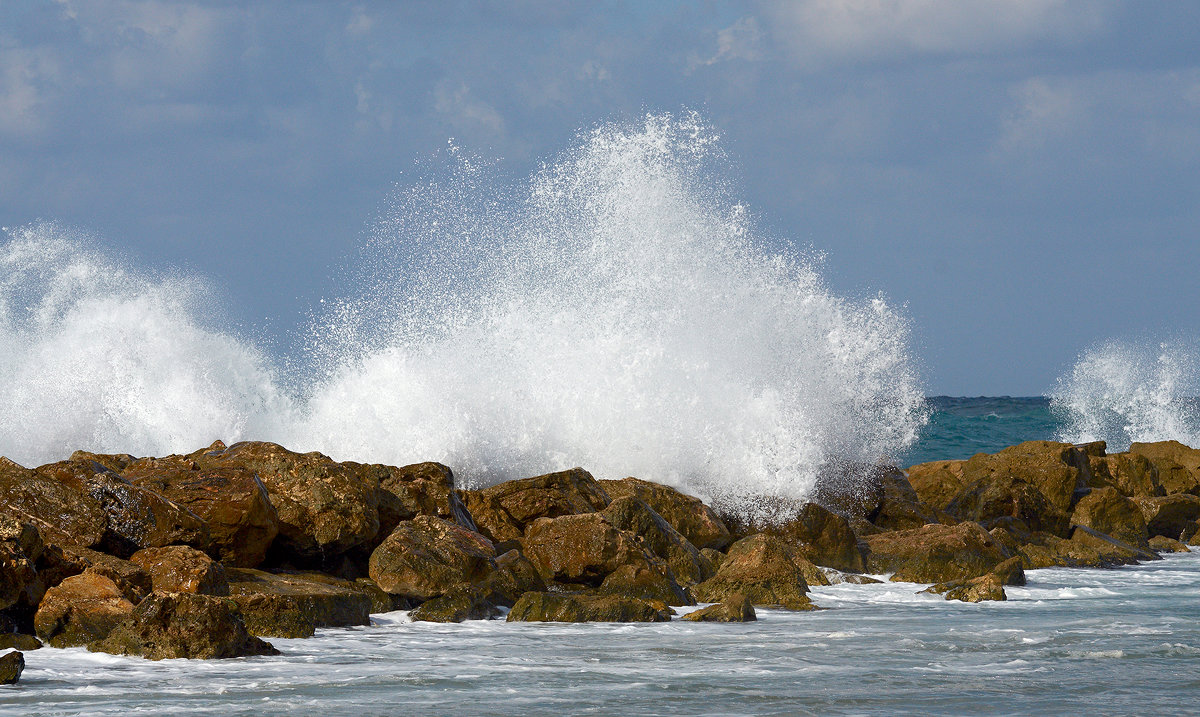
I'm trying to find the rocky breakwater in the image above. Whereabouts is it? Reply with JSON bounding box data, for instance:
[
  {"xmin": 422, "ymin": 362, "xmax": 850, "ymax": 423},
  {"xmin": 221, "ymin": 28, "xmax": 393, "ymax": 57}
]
[{"xmin": 2, "ymin": 438, "xmax": 1199, "ymax": 666}]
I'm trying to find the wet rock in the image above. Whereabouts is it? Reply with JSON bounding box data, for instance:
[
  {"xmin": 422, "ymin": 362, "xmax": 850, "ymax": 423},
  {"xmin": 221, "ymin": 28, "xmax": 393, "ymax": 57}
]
[
  {"xmin": 700, "ymin": 548, "xmax": 726, "ymax": 573},
  {"xmin": 479, "ymin": 550, "xmax": 547, "ymax": 607},
  {"xmin": 769, "ymin": 502, "xmax": 864, "ymax": 573},
  {"xmin": 0, "ymin": 651, "xmax": 23, "ymax": 684},
  {"xmin": 0, "ymin": 456, "xmax": 107, "ymax": 549},
  {"xmin": 820, "ymin": 568, "xmax": 883, "ymax": 585},
  {"xmin": 1149, "ymin": 535, "xmax": 1190, "ymax": 553},
  {"xmin": 601, "ymin": 496, "xmax": 714, "ymax": 586},
  {"xmin": 869, "ymin": 466, "xmax": 948, "ymax": 531},
  {"xmin": 1019, "ymin": 533, "xmax": 1111, "ymax": 569},
  {"xmin": 863, "ymin": 521, "xmax": 1013, "ymax": 583},
  {"xmin": 0, "ymin": 634, "xmax": 41, "ymax": 651},
  {"xmin": 506, "ymin": 592, "xmax": 671, "ymax": 622},
  {"xmin": 89, "ymin": 592, "xmax": 278, "ymax": 660},
  {"xmin": 906, "ymin": 460, "xmax": 968, "ymax": 512},
  {"xmin": 924, "ymin": 573, "xmax": 1006, "ymax": 603},
  {"xmin": 369, "ymin": 516, "xmax": 497, "ymax": 602},
  {"xmin": 225, "ymin": 568, "xmax": 373, "ymax": 638},
  {"xmin": 1069, "ymin": 487, "xmax": 1150, "ymax": 550},
  {"xmin": 36, "ymin": 459, "xmax": 211, "ymax": 558},
  {"xmin": 130, "ymin": 546, "xmax": 229, "ymax": 596},
  {"xmin": 991, "ymin": 556, "xmax": 1026, "ymax": 586},
  {"xmin": 34, "ymin": 570, "xmax": 136, "ymax": 647},
  {"xmin": 598, "ymin": 564, "xmax": 691, "ymax": 606},
  {"xmin": 378, "ymin": 461, "xmax": 476, "ymax": 535},
  {"xmin": 36, "ymin": 546, "xmax": 152, "ymax": 603},
  {"xmin": 409, "ymin": 586, "xmax": 500, "ymax": 622},
  {"xmin": 521, "ymin": 513, "xmax": 659, "ymax": 587},
  {"xmin": 692, "ymin": 534, "xmax": 817, "ymax": 611},
  {"xmin": 125, "ymin": 462, "xmax": 279, "ymax": 567},
  {"xmin": 1068, "ymin": 525, "xmax": 1158, "ymax": 565},
  {"xmin": 599, "ymin": 477, "xmax": 732, "ymax": 550},
  {"xmin": 461, "ymin": 468, "xmax": 611, "ymax": 544},
  {"xmin": 0, "ymin": 519, "xmax": 41, "ymax": 612},
  {"xmin": 69, "ymin": 450, "xmax": 138, "ymax": 473},
  {"xmin": 1087, "ymin": 452, "xmax": 1164, "ymax": 498},
  {"xmin": 1132, "ymin": 494, "xmax": 1200, "ymax": 540},
  {"xmin": 682, "ymin": 594, "xmax": 756, "ymax": 622},
  {"xmin": 1129, "ymin": 441, "xmax": 1200, "ymax": 495}
]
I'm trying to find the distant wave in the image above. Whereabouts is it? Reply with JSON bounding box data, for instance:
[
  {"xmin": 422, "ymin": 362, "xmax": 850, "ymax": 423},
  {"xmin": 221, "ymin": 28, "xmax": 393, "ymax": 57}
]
[{"xmin": 0, "ymin": 112, "xmax": 928, "ymax": 518}]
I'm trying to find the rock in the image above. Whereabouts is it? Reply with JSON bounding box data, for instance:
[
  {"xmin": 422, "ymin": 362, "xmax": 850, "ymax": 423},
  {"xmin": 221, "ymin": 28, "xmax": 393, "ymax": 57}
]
[
  {"xmin": 769, "ymin": 502, "xmax": 864, "ymax": 573},
  {"xmin": 506, "ymin": 592, "xmax": 671, "ymax": 623},
  {"xmin": 924, "ymin": 573, "xmax": 1006, "ymax": 603},
  {"xmin": 369, "ymin": 516, "xmax": 496, "ymax": 602},
  {"xmin": 599, "ymin": 478, "xmax": 732, "ymax": 550},
  {"xmin": 460, "ymin": 468, "xmax": 611, "ymax": 543},
  {"xmin": 1132, "ymin": 494, "xmax": 1200, "ymax": 539},
  {"xmin": 34, "ymin": 459, "xmax": 210, "ymax": 558},
  {"xmin": 36, "ymin": 546, "xmax": 152, "ymax": 604},
  {"xmin": 125, "ymin": 462, "xmax": 279, "ymax": 567},
  {"xmin": 1068, "ymin": 525, "xmax": 1158, "ymax": 564},
  {"xmin": 1088, "ymin": 453, "xmax": 1164, "ymax": 498},
  {"xmin": 34, "ymin": 570, "xmax": 136, "ymax": 647},
  {"xmin": 377, "ymin": 462, "xmax": 476, "ymax": 535},
  {"xmin": 225, "ymin": 568, "xmax": 373, "ymax": 638},
  {"xmin": 906, "ymin": 460, "xmax": 968, "ymax": 512},
  {"xmin": 409, "ymin": 586, "xmax": 500, "ymax": 622},
  {"xmin": 0, "ymin": 651, "xmax": 23, "ymax": 684},
  {"xmin": 598, "ymin": 564, "xmax": 691, "ymax": 606},
  {"xmin": 130, "ymin": 546, "xmax": 229, "ymax": 596},
  {"xmin": 991, "ymin": 556, "xmax": 1026, "ymax": 586},
  {"xmin": 701, "ymin": 548, "xmax": 726, "ymax": 573},
  {"xmin": 521, "ymin": 512, "xmax": 661, "ymax": 587},
  {"xmin": 693, "ymin": 534, "xmax": 817, "ymax": 611},
  {"xmin": 869, "ymin": 467, "xmax": 947, "ymax": 531},
  {"xmin": 1148, "ymin": 536, "xmax": 1191, "ymax": 553},
  {"xmin": 601, "ymin": 496, "xmax": 714, "ymax": 586},
  {"xmin": 89, "ymin": 592, "xmax": 278, "ymax": 660},
  {"xmin": 1069, "ymin": 487, "xmax": 1150, "ymax": 550},
  {"xmin": 186, "ymin": 441, "xmax": 382, "ymax": 564},
  {"xmin": 682, "ymin": 594, "xmax": 756, "ymax": 622},
  {"xmin": 1129, "ymin": 441, "xmax": 1200, "ymax": 495},
  {"xmin": 477, "ymin": 550, "xmax": 546, "ymax": 607},
  {"xmin": 0, "ymin": 456, "xmax": 108, "ymax": 549},
  {"xmin": 0, "ymin": 519, "xmax": 41, "ymax": 612},
  {"xmin": 820, "ymin": 568, "xmax": 883, "ymax": 585},
  {"xmin": 0, "ymin": 634, "xmax": 41, "ymax": 651},
  {"xmin": 863, "ymin": 521, "xmax": 1013, "ymax": 583},
  {"xmin": 1018, "ymin": 533, "xmax": 1111, "ymax": 569}
]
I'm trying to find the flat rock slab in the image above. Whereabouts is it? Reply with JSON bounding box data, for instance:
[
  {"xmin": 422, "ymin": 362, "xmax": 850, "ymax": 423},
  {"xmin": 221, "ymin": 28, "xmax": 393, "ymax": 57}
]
[{"xmin": 225, "ymin": 568, "xmax": 372, "ymax": 638}]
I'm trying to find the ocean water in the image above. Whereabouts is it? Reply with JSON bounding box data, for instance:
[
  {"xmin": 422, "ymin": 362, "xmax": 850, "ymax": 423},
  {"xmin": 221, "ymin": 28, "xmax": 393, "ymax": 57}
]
[{"xmin": 6, "ymin": 552, "xmax": 1200, "ymax": 716}]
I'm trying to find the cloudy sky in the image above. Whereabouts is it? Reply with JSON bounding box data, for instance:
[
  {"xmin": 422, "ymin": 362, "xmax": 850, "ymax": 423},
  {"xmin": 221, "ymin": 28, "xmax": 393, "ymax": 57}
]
[{"xmin": 2, "ymin": 0, "xmax": 1198, "ymax": 395}]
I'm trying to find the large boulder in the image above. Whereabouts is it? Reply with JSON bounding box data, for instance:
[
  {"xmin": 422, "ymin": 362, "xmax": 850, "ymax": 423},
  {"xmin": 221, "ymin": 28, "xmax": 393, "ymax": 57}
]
[
  {"xmin": 1070, "ymin": 487, "xmax": 1150, "ymax": 550},
  {"xmin": 1088, "ymin": 452, "xmax": 1164, "ymax": 498},
  {"xmin": 0, "ymin": 456, "xmax": 107, "ymax": 549},
  {"xmin": 0, "ymin": 518, "xmax": 41, "ymax": 612},
  {"xmin": 224, "ymin": 569, "xmax": 373, "ymax": 638},
  {"xmin": 598, "ymin": 564, "xmax": 691, "ymax": 606},
  {"xmin": 863, "ymin": 521, "xmax": 1013, "ymax": 583},
  {"xmin": 0, "ymin": 651, "xmax": 22, "ymax": 684},
  {"xmin": 34, "ymin": 570, "xmax": 136, "ymax": 647},
  {"xmin": 368, "ymin": 516, "xmax": 496, "ymax": 602},
  {"xmin": 922, "ymin": 556, "xmax": 1024, "ymax": 603},
  {"xmin": 692, "ymin": 534, "xmax": 817, "ymax": 610},
  {"xmin": 506, "ymin": 592, "xmax": 671, "ymax": 623},
  {"xmin": 599, "ymin": 478, "xmax": 732, "ymax": 550},
  {"xmin": 1068, "ymin": 525, "xmax": 1157, "ymax": 564},
  {"xmin": 520, "ymin": 512, "xmax": 660, "ymax": 587},
  {"xmin": 35, "ymin": 545, "xmax": 152, "ymax": 604},
  {"xmin": 906, "ymin": 460, "xmax": 968, "ymax": 512},
  {"xmin": 460, "ymin": 468, "xmax": 611, "ymax": 544},
  {"xmin": 187, "ymin": 441, "xmax": 382, "ymax": 563},
  {"xmin": 1133, "ymin": 494, "xmax": 1200, "ymax": 539},
  {"xmin": 377, "ymin": 462, "xmax": 476, "ymax": 536},
  {"xmin": 600, "ymin": 496, "xmax": 713, "ymax": 586},
  {"xmin": 124, "ymin": 460, "xmax": 279, "ymax": 567},
  {"xmin": 1129, "ymin": 442, "xmax": 1200, "ymax": 495},
  {"xmin": 869, "ymin": 467, "xmax": 947, "ymax": 531},
  {"xmin": 408, "ymin": 586, "xmax": 500, "ymax": 623},
  {"xmin": 89, "ymin": 592, "xmax": 278, "ymax": 660},
  {"xmin": 769, "ymin": 502, "xmax": 864, "ymax": 573},
  {"xmin": 129, "ymin": 546, "xmax": 229, "ymax": 596}
]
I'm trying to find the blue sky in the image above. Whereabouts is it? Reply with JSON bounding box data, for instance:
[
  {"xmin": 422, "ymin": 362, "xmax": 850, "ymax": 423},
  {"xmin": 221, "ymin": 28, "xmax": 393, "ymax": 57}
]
[{"xmin": 2, "ymin": 0, "xmax": 1198, "ymax": 395}]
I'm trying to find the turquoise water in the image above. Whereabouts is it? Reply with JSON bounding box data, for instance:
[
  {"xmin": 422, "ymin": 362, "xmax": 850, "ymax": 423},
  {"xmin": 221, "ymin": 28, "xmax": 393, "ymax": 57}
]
[{"xmin": 901, "ymin": 396, "xmax": 1057, "ymax": 467}]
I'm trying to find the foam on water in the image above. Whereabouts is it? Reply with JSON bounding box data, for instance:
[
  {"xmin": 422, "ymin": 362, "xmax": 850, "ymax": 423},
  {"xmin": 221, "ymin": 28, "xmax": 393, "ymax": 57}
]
[
  {"xmin": 1050, "ymin": 339, "xmax": 1200, "ymax": 451},
  {"xmin": 0, "ymin": 113, "xmax": 927, "ymax": 515}
]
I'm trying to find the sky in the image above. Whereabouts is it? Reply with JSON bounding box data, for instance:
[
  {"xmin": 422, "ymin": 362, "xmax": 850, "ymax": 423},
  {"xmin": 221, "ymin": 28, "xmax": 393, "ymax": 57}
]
[{"xmin": 1, "ymin": 0, "xmax": 1198, "ymax": 396}]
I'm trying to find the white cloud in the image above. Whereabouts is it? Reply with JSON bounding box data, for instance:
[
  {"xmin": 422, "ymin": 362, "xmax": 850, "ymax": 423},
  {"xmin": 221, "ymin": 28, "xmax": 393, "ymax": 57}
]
[
  {"xmin": 762, "ymin": 0, "xmax": 1111, "ymax": 66},
  {"xmin": 0, "ymin": 50, "xmax": 45, "ymax": 137},
  {"xmin": 695, "ymin": 16, "xmax": 765, "ymax": 69},
  {"xmin": 433, "ymin": 81, "xmax": 506, "ymax": 136}
]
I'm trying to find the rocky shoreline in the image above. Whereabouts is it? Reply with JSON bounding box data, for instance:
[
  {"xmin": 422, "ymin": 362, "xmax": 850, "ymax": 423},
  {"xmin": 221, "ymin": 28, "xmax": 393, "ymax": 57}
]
[{"xmin": 2, "ymin": 438, "xmax": 1199, "ymax": 682}]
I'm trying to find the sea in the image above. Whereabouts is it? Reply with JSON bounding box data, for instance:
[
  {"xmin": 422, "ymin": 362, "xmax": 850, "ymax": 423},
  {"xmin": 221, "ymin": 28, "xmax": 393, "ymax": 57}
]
[{"xmin": 3, "ymin": 114, "xmax": 1200, "ymax": 714}]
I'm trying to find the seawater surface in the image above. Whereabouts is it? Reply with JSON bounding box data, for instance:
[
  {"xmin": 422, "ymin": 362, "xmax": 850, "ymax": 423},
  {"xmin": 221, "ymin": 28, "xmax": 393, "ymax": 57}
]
[{"xmin": 5, "ymin": 552, "xmax": 1200, "ymax": 716}]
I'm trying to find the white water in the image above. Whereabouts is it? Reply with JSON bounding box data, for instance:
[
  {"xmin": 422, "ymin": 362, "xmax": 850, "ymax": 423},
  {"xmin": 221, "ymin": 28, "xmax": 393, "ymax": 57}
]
[
  {"xmin": 0, "ymin": 113, "xmax": 927, "ymax": 515},
  {"xmin": 1051, "ymin": 339, "xmax": 1200, "ymax": 450}
]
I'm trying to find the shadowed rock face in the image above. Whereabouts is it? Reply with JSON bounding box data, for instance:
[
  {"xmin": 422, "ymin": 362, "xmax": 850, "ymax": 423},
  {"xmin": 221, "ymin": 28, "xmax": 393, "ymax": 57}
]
[
  {"xmin": 693, "ymin": 533, "xmax": 817, "ymax": 611},
  {"xmin": 601, "ymin": 496, "xmax": 714, "ymax": 587},
  {"xmin": 863, "ymin": 521, "xmax": 1013, "ymax": 583},
  {"xmin": 377, "ymin": 461, "xmax": 476, "ymax": 536},
  {"xmin": 0, "ymin": 651, "xmax": 23, "ymax": 684},
  {"xmin": 368, "ymin": 515, "xmax": 497, "ymax": 602},
  {"xmin": 1134, "ymin": 494, "xmax": 1200, "ymax": 539},
  {"xmin": 88, "ymin": 592, "xmax": 278, "ymax": 660},
  {"xmin": 1130, "ymin": 441, "xmax": 1200, "ymax": 496},
  {"xmin": 0, "ymin": 456, "xmax": 108, "ymax": 550},
  {"xmin": 223, "ymin": 568, "xmax": 373, "ymax": 638},
  {"xmin": 461, "ymin": 468, "xmax": 611, "ymax": 543},
  {"xmin": 0, "ymin": 518, "xmax": 41, "ymax": 613},
  {"xmin": 767, "ymin": 502, "xmax": 864, "ymax": 573},
  {"xmin": 1070, "ymin": 487, "xmax": 1150, "ymax": 550},
  {"xmin": 599, "ymin": 477, "xmax": 732, "ymax": 550},
  {"xmin": 506, "ymin": 592, "xmax": 671, "ymax": 623}
]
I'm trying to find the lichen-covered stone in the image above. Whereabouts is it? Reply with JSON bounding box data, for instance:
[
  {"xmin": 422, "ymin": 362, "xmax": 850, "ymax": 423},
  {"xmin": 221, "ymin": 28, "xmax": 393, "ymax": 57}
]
[
  {"xmin": 409, "ymin": 586, "xmax": 500, "ymax": 622},
  {"xmin": 1148, "ymin": 535, "xmax": 1191, "ymax": 553},
  {"xmin": 460, "ymin": 468, "xmax": 611, "ymax": 543},
  {"xmin": 599, "ymin": 477, "xmax": 732, "ymax": 550},
  {"xmin": 598, "ymin": 564, "xmax": 691, "ymax": 606},
  {"xmin": 0, "ymin": 634, "xmax": 41, "ymax": 651},
  {"xmin": 88, "ymin": 592, "xmax": 278, "ymax": 660},
  {"xmin": 506, "ymin": 592, "xmax": 671, "ymax": 623},
  {"xmin": 130, "ymin": 546, "xmax": 229, "ymax": 596},
  {"xmin": 369, "ymin": 516, "xmax": 496, "ymax": 601}
]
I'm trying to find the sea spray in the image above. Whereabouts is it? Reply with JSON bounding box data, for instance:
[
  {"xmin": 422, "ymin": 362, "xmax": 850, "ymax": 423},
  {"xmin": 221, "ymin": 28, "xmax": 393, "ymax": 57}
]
[
  {"xmin": 0, "ymin": 113, "xmax": 929, "ymax": 518},
  {"xmin": 1051, "ymin": 339, "xmax": 1200, "ymax": 450}
]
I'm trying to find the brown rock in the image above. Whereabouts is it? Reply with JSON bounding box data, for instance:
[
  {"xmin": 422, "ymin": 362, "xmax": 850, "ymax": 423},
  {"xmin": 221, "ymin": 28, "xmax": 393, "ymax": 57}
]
[
  {"xmin": 863, "ymin": 521, "xmax": 1013, "ymax": 583},
  {"xmin": 0, "ymin": 651, "xmax": 22, "ymax": 684},
  {"xmin": 601, "ymin": 496, "xmax": 714, "ymax": 586},
  {"xmin": 1068, "ymin": 525, "xmax": 1157, "ymax": 564},
  {"xmin": 1088, "ymin": 453, "xmax": 1164, "ymax": 498},
  {"xmin": 506, "ymin": 592, "xmax": 671, "ymax": 622},
  {"xmin": 130, "ymin": 546, "xmax": 229, "ymax": 596},
  {"xmin": 1070, "ymin": 487, "xmax": 1150, "ymax": 550},
  {"xmin": 369, "ymin": 516, "xmax": 496, "ymax": 601},
  {"xmin": 769, "ymin": 502, "xmax": 864, "ymax": 573},
  {"xmin": 378, "ymin": 461, "xmax": 476, "ymax": 535},
  {"xmin": 924, "ymin": 573, "xmax": 1006, "ymax": 602},
  {"xmin": 409, "ymin": 585, "xmax": 500, "ymax": 622},
  {"xmin": 88, "ymin": 592, "xmax": 278, "ymax": 660},
  {"xmin": 0, "ymin": 518, "xmax": 41, "ymax": 612},
  {"xmin": 34, "ymin": 570, "xmax": 135, "ymax": 647},
  {"xmin": 598, "ymin": 564, "xmax": 691, "ymax": 606},
  {"xmin": 870, "ymin": 466, "xmax": 948, "ymax": 531},
  {"xmin": 1129, "ymin": 441, "xmax": 1200, "ymax": 495},
  {"xmin": 125, "ymin": 462, "xmax": 279, "ymax": 567},
  {"xmin": 36, "ymin": 546, "xmax": 152, "ymax": 604},
  {"xmin": 1131, "ymin": 494, "xmax": 1200, "ymax": 540},
  {"xmin": 692, "ymin": 534, "xmax": 817, "ymax": 611},
  {"xmin": 906, "ymin": 460, "xmax": 968, "ymax": 512},
  {"xmin": 460, "ymin": 468, "xmax": 611, "ymax": 543},
  {"xmin": 1148, "ymin": 535, "xmax": 1190, "ymax": 553},
  {"xmin": 69, "ymin": 450, "xmax": 138, "ymax": 473},
  {"xmin": 682, "ymin": 594, "xmax": 756, "ymax": 622},
  {"xmin": 225, "ymin": 568, "xmax": 373, "ymax": 638},
  {"xmin": 0, "ymin": 456, "xmax": 107, "ymax": 549},
  {"xmin": 521, "ymin": 512, "xmax": 659, "ymax": 587},
  {"xmin": 0, "ymin": 634, "xmax": 41, "ymax": 651},
  {"xmin": 599, "ymin": 478, "xmax": 732, "ymax": 550}
]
